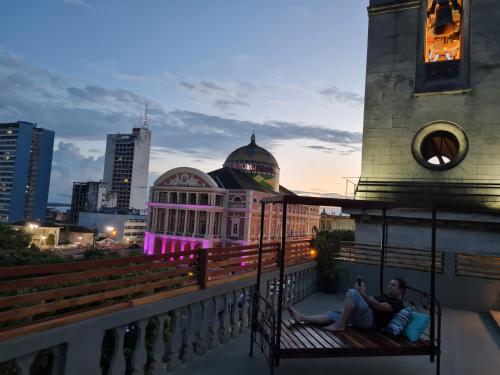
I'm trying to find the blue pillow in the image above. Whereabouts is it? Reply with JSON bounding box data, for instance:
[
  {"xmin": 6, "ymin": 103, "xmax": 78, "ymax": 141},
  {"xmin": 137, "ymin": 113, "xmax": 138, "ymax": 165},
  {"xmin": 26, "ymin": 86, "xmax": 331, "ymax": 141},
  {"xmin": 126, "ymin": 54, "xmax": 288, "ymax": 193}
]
[
  {"xmin": 404, "ymin": 312, "xmax": 430, "ymax": 342},
  {"xmin": 384, "ymin": 307, "xmax": 413, "ymax": 335}
]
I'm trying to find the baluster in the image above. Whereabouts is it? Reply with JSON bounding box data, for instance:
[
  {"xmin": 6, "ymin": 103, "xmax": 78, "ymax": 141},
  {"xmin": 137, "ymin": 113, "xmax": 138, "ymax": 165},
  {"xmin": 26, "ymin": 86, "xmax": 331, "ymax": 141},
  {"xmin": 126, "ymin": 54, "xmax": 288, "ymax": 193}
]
[
  {"xmin": 50, "ymin": 345, "xmax": 64, "ymax": 375},
  {"xmin": 240, "ymin": 287, "xmax": 250, "ymax": 332},
  {"xmin": 273, "ymin": 277, "xmax": 279, "ymax": 310},
  {"xmin": 130, "ymin": 319, "xmax": 149, "ymax": 375},
  {"xmin": 290, "ymin": 273, "xmax": 297, "ymax": 304},
  {"xmin": 166, "ymin": 309, "xmax": 184, "ymax": 371},
  {"xmin": 16, "ymin": 352, "xmax": 37, "ymax": 375},
  {"xmin": 297, "ymin": 270, "xmax": 304, "ymax": 301},
  {"xmin": 265, "ymin": 279, "xmax": 271, "ymax": 301},
  {"xmin": 208, "ymin": 296, "xmax": 222, "ymax": 349},
  {"xmin": 285, "ymin": 274, "xmax": 292, "ymax": 308},
  {"xmin": 150, "ymin": 313, "xmax": 169, "ymax": 375},
  {"xmin": 231, "ymin": 290, "xmax": 240, "ymax": 339},
  {"xmin": 108, "ymin": 325, "xmax": 127, "ymax": 375},
  {"xmin": 195, "ymin": 300, "xmax": 210, "ymax": 355},
  {"xmin": 304, "ymin": 270, "xmax": 311, "ymax": 297},
  {"xmin": 182, "ymin": 305, "xmax": 197, "ymax": 363},
  {"xmin": 220, "ymin": 292, "xmax": 232, "ymax": 343}
]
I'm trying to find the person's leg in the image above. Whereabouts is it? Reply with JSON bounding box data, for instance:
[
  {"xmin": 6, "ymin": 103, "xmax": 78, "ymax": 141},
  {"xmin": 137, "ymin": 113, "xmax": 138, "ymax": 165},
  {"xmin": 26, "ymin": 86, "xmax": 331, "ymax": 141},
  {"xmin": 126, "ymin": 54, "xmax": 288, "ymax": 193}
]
[
  {"xmin": 324, "ymin": 289, "xmax": 372, "ymax": 331},
  {"xmin": 323, "ymin": 293, "xmax": 356, "ymax": 331},
  {"xmin": 288, "ymin": 306, "xmax": 332, "ymax": 325}
]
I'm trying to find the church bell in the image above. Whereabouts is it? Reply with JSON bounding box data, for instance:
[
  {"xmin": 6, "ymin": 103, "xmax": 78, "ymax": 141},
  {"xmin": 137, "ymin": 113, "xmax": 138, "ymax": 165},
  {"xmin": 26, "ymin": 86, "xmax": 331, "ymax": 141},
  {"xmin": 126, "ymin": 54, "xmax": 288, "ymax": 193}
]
[{"xmin": 433, "ymin": 2, "xmax": 457, "ymax": 36}]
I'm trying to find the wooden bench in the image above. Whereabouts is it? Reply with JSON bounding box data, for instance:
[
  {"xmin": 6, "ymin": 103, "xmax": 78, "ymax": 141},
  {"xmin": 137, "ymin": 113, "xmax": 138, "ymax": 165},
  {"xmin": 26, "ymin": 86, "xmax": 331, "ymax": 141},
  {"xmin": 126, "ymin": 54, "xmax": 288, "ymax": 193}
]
[{"xmin": 279, "ymin": 319, "xmax": 432, "ymax": 358}]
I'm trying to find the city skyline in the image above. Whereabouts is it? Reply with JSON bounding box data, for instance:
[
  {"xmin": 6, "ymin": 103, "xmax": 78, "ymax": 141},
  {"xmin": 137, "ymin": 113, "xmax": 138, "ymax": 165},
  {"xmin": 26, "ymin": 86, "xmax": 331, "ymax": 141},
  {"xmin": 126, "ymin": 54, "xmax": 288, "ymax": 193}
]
[{"xmin": 0, "ymin": 1, "xmax": 369, "ymax": 203}]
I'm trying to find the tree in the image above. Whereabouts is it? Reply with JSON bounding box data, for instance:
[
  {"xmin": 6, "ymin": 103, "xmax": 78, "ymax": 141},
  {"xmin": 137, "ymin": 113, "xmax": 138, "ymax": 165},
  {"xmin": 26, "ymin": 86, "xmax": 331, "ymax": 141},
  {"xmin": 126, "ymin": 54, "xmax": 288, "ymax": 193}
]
[
  {"xmin": 311, "ymin": 229, "xmax": 354, "ymax": 293},
  {"xmin": 0, "ymin": 225, "xmax": 31, "ymax": 251},
  {"xmin": 0, "ymin": 225, "xmax": 65, "ymax": 266},
  {"xmin": 46, "ymin": 233, "xmax": 55, "ymax": 246}
]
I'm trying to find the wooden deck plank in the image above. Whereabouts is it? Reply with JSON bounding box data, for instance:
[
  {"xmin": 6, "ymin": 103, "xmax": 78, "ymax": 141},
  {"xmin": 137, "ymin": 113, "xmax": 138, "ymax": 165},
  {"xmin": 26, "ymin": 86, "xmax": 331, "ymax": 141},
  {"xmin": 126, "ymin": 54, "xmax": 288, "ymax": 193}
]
[
  {"xmin": 301, "ymin": 325, "xmax": 333, "ymax": 349},
  {"xmin": 286, "ymin": 321, "xmax": 327, "ymax": 349},
  {"xmin": 282, "ymin": 321, "xmax": 317, "ymax": 349},
  {"xmin": 281, "ymin": 324, "xmax": 307, "ymax": 349},
  {"xmin": 308, "ymin": 325, "xmax": 346, "ymax": 349}
]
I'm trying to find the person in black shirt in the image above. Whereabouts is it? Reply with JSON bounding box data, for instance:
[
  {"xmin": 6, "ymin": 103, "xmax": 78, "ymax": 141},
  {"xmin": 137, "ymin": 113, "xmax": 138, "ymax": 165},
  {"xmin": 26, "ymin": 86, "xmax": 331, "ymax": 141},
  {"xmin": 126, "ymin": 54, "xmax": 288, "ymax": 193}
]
[{"xmin": 289, "ymin": 277, "xmax": 406, "ymax": 331}]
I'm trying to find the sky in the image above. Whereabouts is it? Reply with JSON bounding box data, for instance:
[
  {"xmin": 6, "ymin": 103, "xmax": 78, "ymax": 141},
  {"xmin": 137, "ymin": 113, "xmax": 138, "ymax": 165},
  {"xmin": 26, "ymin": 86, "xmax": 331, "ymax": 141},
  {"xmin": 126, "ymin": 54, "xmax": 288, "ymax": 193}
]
[{"xmin": 0, "ymin": 0, "xmax": 369, "ymax": 203}]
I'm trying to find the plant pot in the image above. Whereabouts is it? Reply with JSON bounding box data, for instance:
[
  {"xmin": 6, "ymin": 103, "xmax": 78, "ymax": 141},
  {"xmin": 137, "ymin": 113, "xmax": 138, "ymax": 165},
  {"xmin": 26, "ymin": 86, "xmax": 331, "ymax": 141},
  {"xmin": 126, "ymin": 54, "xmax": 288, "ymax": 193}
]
[{"xmin": 320, "ymin": 274, "xmax": 340, "ymax": 294}]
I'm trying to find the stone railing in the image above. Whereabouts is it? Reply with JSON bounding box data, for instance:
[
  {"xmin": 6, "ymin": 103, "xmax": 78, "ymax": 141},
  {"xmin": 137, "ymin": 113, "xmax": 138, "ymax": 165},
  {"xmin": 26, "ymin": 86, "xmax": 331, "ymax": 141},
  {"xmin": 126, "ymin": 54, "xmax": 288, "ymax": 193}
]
[{"xmin": 0, "ymin": 261, "xmax": 317, "ymax": 375}]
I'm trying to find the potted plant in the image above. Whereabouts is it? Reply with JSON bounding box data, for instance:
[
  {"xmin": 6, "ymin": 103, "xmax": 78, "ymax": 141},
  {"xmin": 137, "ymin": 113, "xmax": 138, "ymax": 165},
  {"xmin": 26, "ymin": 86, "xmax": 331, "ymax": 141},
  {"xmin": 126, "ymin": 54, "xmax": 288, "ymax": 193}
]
[{"xmin": 311, "ymin": 229, "xmax": 353, "ymax": 294}]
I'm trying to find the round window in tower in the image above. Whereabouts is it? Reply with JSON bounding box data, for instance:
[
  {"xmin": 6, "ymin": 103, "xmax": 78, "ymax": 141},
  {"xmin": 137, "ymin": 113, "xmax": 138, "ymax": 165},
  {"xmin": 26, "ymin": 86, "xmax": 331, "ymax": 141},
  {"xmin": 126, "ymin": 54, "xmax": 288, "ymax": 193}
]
[{"xmin": 412, "ymin": 121, "xmax": 468, "ymax": 171}]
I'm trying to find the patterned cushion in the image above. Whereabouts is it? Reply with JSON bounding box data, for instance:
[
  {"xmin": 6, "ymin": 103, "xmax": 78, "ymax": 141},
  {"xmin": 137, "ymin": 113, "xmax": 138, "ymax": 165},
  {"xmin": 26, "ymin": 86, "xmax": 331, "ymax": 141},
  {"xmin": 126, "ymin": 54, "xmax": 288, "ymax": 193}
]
[{"xmin": 383, "ymin": 306, "xmax": 414, "ymax": 336}]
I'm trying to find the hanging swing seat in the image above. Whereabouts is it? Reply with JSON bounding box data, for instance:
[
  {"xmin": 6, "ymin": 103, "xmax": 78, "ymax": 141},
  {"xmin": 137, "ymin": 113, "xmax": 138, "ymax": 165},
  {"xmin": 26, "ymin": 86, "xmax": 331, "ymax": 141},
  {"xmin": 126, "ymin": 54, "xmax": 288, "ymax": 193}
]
[
  {"xmin": 277, "ymin": 319, "xmax": 433, "ymax": 358},
  {"xmin": 249, "ymin": 195, "xmax": 442, "ymax": 374}
]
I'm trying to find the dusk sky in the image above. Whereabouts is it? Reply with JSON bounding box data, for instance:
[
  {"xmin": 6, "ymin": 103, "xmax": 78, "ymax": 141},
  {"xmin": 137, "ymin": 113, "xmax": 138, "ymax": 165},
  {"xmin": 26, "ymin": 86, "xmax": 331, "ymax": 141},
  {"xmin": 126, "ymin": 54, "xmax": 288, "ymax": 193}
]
[{"xmin": 0, "ymin": 0, "xmax": 369, "ymax": 203}]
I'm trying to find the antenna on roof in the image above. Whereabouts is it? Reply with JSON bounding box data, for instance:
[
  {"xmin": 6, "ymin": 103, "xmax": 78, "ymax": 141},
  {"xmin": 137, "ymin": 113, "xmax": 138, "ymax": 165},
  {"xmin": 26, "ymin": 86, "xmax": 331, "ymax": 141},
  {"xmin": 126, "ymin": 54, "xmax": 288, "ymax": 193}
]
[{"xmin": 143, "ymin": 104, "xmax": 149, "ymax": 129}]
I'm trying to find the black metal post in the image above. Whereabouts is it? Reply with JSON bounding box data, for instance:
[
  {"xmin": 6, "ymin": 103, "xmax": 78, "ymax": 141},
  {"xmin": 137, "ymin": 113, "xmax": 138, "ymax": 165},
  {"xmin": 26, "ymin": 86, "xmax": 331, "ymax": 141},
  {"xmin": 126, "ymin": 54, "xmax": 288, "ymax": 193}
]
[
  {"xmin": 430, "ymin": 207, "xmax": 437, "ymax": 363},
  {"xmin": 275, "ymin": 201, "xmax": 288, "ymax": 367},
  {"xmin": 249, "ymin": 201, "xmax": 266, "ymax": 357},
  {"xmin": 379, "ymin": 208, "xmax": 387, "ymax": 295}
]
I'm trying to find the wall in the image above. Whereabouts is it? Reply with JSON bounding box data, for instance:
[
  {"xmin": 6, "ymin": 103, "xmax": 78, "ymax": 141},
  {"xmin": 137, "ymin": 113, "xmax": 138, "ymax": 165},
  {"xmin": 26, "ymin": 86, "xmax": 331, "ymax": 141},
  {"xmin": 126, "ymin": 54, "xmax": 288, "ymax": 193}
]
[{"xmin": 337, "ymin": 254, "xmax": 499, "ymax": 311}]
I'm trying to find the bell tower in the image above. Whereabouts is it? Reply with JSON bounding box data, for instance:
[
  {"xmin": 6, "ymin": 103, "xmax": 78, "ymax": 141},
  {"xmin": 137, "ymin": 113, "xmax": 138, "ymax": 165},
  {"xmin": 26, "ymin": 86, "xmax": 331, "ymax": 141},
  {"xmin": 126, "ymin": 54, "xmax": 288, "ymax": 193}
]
[
  {"xmin": 350, "ymin": 0, "xmax": 500, "ymax": 256},
  {"xmin": 357, "ymin": 0, "xmax": 500, "ymax": 211}
]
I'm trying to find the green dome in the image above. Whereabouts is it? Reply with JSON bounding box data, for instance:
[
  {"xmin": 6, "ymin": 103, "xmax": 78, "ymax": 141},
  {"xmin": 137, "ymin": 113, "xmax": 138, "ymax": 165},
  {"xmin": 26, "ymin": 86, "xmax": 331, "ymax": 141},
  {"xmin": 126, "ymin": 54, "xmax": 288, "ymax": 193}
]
[
  {"xmin": 224, "ymin": 134, "xmax": 279, "ymax": 169},
  {"xmin": 223, "ymin": 134, "xmax": 280, "ymax": 192}
]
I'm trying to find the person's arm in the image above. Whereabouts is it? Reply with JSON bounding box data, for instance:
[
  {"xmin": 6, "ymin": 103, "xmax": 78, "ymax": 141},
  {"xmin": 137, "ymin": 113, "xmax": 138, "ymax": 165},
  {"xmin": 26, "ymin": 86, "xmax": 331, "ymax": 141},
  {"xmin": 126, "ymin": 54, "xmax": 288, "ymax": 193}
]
[{"xmin": 357, "ymin": 289, "xmax": 393, "ymax": 312}]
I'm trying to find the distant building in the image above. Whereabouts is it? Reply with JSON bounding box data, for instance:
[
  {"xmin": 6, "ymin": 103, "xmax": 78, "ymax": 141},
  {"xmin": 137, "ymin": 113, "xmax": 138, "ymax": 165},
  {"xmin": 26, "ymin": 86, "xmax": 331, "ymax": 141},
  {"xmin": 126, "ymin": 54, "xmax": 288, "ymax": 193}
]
[
  {"xmin": 145, "ymin": 135, "xmax": 320, "ymax": 254},
  {"xmin": 319, "ymin": 209, "xmax": 355, "ymax": 231},
  {"xmin": 0, "ymin": 122, "xmax": 54, "ymax": 223},
  {"xmin": 11, "ymin": 220, "xmax": 61, "ymax": 249},
  {"xmin": 78, "ymin": 211, "xmax": 147, "ymax": 244},
  {"xmin": 69, "ymin": 181, "xmax": 117, "ymax": 223},
  {"xmin": 103, "ymin": 126, "xmax": 151, "ymax": 212},
  {"xmin": 58, "ymin": 225, "xmax": 95, "ymax": 247}
]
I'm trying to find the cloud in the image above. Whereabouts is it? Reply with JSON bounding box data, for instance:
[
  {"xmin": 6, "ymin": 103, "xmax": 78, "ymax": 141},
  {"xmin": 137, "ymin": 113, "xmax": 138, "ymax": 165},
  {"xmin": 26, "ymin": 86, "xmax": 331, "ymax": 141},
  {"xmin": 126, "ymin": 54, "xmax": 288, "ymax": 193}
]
[
  {"xmin": 50, "ymin": 142, "xmax": 104, "ymax": 202},
  {"xmin": 0, "ymin": 48, "xmax": 362, "ymax": 201},
  {"xmin": 304, "ymin": 144, "xmax": 361, "ymax": 155},
  {"xmin": 179, "ymin": 78, "xmax": 256, "ymax": 114},
  {"xmin": 292, "ymin": 190, "xmax": 345, "ymax": 199},
  {"xmin": 318, "ymin": 86, "xmax": 364, "ymax": 106},
  {"xmin": 63, "ymin": 0, "xmax": 94, "ymax": 11}
]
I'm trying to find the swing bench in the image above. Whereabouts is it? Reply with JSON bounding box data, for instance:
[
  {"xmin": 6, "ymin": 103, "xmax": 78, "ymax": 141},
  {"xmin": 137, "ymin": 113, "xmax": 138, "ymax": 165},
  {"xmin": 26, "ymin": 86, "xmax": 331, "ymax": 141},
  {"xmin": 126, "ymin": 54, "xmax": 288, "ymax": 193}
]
[{"xmin": 249, "ymin": 195, "xmax": 442, "ymax": 375}]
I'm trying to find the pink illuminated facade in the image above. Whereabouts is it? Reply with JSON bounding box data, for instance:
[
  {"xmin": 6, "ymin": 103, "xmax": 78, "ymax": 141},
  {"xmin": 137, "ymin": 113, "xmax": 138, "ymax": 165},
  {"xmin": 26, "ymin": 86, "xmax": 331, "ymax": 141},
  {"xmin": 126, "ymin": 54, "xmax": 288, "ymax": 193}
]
[{"xmin": 144, "ymin": 136, "xmax": 319, "ymax": 255}]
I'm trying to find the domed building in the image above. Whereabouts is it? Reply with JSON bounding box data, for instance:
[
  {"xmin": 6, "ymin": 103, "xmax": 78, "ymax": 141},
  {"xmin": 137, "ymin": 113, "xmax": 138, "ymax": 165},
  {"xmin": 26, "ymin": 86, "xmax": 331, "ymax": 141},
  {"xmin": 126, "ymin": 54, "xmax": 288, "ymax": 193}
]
[
  {"xmin": 223, "ymin": 134, "xmax": 280, "ymax": 192},
  {"xmin": 144, "ymin": 135, "xmax": 319, "ymax": 254}
]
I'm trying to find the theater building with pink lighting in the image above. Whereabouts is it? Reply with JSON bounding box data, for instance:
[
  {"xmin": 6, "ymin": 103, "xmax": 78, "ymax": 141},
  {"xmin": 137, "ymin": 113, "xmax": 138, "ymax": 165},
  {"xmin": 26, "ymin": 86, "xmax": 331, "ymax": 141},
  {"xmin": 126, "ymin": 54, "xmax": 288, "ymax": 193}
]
[{"xmin": 144, "ymin": 135, "xmax": 320, "ymax": 254}]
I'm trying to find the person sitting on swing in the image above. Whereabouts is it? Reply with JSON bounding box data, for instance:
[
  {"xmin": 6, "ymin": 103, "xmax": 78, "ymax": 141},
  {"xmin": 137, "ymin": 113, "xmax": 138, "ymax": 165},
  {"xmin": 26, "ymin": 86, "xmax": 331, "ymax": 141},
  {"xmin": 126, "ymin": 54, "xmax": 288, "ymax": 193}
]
[{"xmin": 289, "ymin": 277, "xmax": 406, "ymax": 331}]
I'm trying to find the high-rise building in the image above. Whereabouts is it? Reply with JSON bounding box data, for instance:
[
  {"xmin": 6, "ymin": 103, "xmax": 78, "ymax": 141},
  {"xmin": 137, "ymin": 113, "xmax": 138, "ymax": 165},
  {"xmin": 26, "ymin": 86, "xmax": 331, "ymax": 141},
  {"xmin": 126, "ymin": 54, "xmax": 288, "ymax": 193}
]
[
  {"xmin": 69, "ymin": 181, "xmax": 117, "ymax": 223},
  {"xmin": 103, "ymin": 126, "xmax": 151, "ymax": 212},
  {"xmin": 0, "ymin": 122, "xmax": 54, "ymax": 223}
]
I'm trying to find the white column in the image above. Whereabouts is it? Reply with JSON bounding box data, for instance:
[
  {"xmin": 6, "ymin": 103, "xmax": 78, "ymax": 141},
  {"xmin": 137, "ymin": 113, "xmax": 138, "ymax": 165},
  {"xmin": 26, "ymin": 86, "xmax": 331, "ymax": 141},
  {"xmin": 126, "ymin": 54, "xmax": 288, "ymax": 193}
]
[
  {"xmin": 164, "ymin": 209, "xmax": 170, "ymax": 234},
  {"xmin": 183, "ymin": 210, "xmax": 189, "ymax": 236},
  {"xmin": 174, "ymin": 209, "xmax": 178, "ymax": 234},
  {"xmin": 194, "ymin": 211, "xmax": 199, "ymax": 236}
]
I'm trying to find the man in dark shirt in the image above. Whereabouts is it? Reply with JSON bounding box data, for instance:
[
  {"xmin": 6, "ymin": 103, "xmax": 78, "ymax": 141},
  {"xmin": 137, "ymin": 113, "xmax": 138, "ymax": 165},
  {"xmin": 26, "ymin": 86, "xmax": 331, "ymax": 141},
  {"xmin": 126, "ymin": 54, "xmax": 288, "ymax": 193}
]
[{"xmin": 289, "ymin": 277, "xmax": 406, "ymax": 331}]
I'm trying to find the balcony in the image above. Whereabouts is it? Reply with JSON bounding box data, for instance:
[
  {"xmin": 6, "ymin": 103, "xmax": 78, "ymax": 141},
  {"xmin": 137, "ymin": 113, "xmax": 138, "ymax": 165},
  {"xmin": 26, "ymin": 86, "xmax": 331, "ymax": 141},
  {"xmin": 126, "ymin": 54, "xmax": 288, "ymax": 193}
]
[{"xmin": 0, "ymin": 241, "xmax": 498, "ymax": 375}]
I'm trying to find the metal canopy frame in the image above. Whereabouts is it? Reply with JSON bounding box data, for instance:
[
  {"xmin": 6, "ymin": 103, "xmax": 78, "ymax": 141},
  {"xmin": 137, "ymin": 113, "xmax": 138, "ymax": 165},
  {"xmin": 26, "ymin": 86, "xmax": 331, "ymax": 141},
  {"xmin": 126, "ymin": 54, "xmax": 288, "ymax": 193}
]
[{"xmin": 249, "ymin": 195, "xmax": 441, "ymax": 374}]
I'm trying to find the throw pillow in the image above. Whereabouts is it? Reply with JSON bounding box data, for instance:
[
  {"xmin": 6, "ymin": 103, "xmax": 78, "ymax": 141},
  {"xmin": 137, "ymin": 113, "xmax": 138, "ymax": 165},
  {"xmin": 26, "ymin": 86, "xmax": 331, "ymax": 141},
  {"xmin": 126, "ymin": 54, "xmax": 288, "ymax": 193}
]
[
  {"xmin": 383, "ymin": 306, "xmax": 414, "ymax": 336},
  {"xmin": 404, "ymin": 312, "xmax": 430, "ymax": 342}
]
